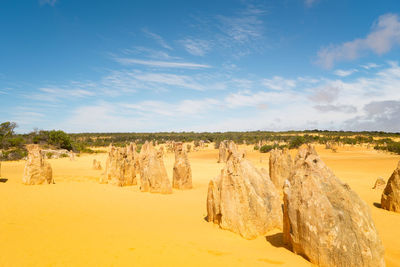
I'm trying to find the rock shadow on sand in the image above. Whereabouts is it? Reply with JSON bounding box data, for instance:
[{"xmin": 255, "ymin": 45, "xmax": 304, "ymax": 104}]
[
  {"xmin": 373, "ymin": 202, "xmax": 382, "ymax": 208},
  {"xmin": 0, "ymin": 178, "xmax": 8, "ymax": 183},
  {"xmin": 265, "ymin": 233, "xmax": 288, "ymax": 249}
]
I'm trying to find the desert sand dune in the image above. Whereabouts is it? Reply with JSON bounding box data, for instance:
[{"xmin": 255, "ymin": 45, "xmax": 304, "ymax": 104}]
[{"xmin": 0, "ymin": 144, "xmax": 400, "ymax": 266}]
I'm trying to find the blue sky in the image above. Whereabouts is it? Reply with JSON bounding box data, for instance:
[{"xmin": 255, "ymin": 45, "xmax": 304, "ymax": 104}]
[{"xmin": 1, "ymin": 0, "xmax": 400, "ymax": 133}]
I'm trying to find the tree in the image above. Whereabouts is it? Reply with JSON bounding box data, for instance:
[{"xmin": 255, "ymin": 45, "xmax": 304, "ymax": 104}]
[
  {"xmin": 48, "ymin": 130, "xmax": 73, "ymax": 150},
  {"xmin": 0, "ymin": 122, "xmax": 17, "ymax": 149}
]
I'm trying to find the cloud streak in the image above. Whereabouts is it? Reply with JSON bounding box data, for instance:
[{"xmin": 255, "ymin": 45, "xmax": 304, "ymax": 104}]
[
  {"xmin": 142, "ymin": 29, "xmax": 172, "ymax": 50},
  {"xmin": 113, "ymin": 58, "xmax": 211, "ymax": 69},
  {"xmin": 180, "ymin": 38, "xmax": 212, "ymax": 56},
  {"xmin": 317, "ymin": 13, "xmax": 400, "ymax": 68}
]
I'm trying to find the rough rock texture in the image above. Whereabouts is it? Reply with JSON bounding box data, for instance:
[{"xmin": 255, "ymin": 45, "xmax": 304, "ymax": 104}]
[
  {"xmin": 373, "ymin": 177, "xmax": 386, "ymax": 190},
  {"xmin": 172, "ymin": 142, "xmax": 192, "ymax": 189},
  {"xmin": 269, "ymin": 148, "xmax": 293, "ymax": 190},
  {"xmin": 283, "ymin": 144, "xmax": 385, "ymax": 267},
  {"xmin": 218, "ymin": 141, "xmax": 227, "ymax": 163},
  {"xmin": 92, "ymin": 159, "xmax": 102, "ymax": 170},
  {"xmin": 139, "ymin": 141, "xmax": 172, "ymax": 194},
  {"xmin": 381, "ymin": 161, "xmax": 400, "ymax": 212},
  {"xmin": 126, "ymin": 142, "xmax": 139, "ymax": 180},
  {"xmin": 22, "ymin": 144, "xmax": 53, "ymax": 185},
  {"xmin": 207, "ymin": 141, "xmax": 282, "ymax": 239},
  {"xmin": 102, "ymin": 144, "xmax": 137, "ymax": 186}
]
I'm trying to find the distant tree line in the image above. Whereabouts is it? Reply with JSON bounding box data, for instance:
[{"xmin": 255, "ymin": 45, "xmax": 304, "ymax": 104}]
[{"xmin": 1, "ymin": 120, "xmax": 400, "ymax": 160}]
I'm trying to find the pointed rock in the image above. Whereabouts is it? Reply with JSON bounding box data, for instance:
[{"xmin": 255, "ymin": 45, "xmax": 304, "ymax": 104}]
[
  {"xmin": 22, "ymin": 144, "xmax": 53, "ymax": 185},
  {"xmin": 173, "ymin": 142, "xmax": 192, "ymax": 189},
  {"xmin": 92, "ymin": 159, "xmax": 102, "ymax": 170},
  {"xmin": 381, "ymin": 161, "xmax": 400, "ymax": 212},
  {"xmin": 207, "ymin": 141, "xmax": 282, "ymax": 239},
  {"xmin": 217, "ymin": 141, "xmax": 227, "ymax": 163},
  {"xmin": 269, "ymin": 148, "xmax": 293, "ymax": 190},
  {"xmin": 283, "ymin": 144, "xmax": 385, "ymax": 267},
  {"xmin": 102, "ymin": 144, "xmax": 137, "ymax": 186},
  {"xmin": 139, "ymin": 141, "xmax": 172, "ymax": 194},
  {"xmin": 373, "ymin": 177, "xmax": 386, "ymax": 190}
]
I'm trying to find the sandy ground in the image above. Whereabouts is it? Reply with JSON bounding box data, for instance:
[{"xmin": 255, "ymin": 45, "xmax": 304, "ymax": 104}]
[{"xmin": 1, "ymin": 144, "xmax": 400, "ymax": 266}]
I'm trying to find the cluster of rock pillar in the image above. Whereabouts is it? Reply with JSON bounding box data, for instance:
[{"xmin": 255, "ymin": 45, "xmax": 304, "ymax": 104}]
[
  {"xmin": 100, "ymin": 141, "xmax": 192, "ymax": 194},
  {"xmin": 207, "ymin": 142, "xmax": 385, "ymax": 266}
]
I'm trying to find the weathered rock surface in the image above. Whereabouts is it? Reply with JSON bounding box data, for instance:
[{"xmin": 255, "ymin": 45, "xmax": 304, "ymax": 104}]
[
  {"xmin": 172, "ymin": 142, "xmax": 192, "ymax": 189},
  {"xmin": 269, "ymin": 148, "xmax": 293, "ymax": 190},
  {"xmin": 139, "ymin": 141, "xmax": 172, "ymax": 194},
  {"xmin": 217, "ymin": 141, "xmax": 227, "ymax": 163},
  {"xmin": 207, "ymin": 141, "xmax": 282, "ymax": 239},
  {"xmin": 92, "ymin": 159, "xmax": 102, "ymax": 170},
  {"xmin": 22, "ymin": 144, "xmax": 53, "ymax": 185},
  {"xmin": 373, "ymin": 177, "xmax": 386, "ymax": 190},
  {"xmin": 102, "ymin": 144, "xmax": 137, "ymax": 186},
  {"xmin": 283, "ymin": 144, "xmax": 385, "ymax": 267},
  {"xmin": 381, "ymin": 161, "xmax": 400, "ymax": 212}
]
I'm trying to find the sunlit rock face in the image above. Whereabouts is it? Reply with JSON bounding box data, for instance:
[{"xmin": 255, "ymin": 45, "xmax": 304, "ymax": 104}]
[
  {"xmin": 139, "ymin": 141, "xmax": 172, "ymax": 194},
  {"xmin": 207, "ymin": 141, "xmax": 282, "ymax": 240},
  {"xmin": 172, "ymin": 142, "xmax": 192, "ymax": 190},
  {"xmin": 381, "ymin": 161, "xmax": 400, "ymax": 212},
  {"xmin": 283, "ymin": 144, "xmax": 385, "ymax": 267},
  {"xmin": 102, "ymin": 144, "xmax": 137, "ymax": 186},
  {"xmin": 217, "ymin": 141, "xmax": 228, "ymax": 163},
  {"xmin": 269, "ymin": 148, "xmax": 293, "ymax": 190},
  {"xmin": 22, "ymin": 144, "xmax": 53, "ymax": 185}
]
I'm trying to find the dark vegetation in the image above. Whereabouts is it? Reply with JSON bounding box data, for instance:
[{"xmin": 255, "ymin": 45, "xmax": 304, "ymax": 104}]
[{"xmin": 1, "ymin": 121, "xmax": 400, "ymax": 160}]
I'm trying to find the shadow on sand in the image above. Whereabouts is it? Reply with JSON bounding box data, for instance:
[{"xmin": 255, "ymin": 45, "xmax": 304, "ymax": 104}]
[
  {"xmin": 0, "ymin": 178, "xmax": 8, "ymax": 183},
  {"xmin": 373, "ymin": 202, "xmax": 381, "ymax": 208},
  {"xmin": 265, "ymin": 232, "xmax": 289, "ymax": 249}
]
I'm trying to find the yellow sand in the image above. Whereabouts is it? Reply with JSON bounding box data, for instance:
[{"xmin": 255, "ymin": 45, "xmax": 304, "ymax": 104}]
[{"xmin": 1, "ymin": 144, "xmax": 400, "ymax": 266}]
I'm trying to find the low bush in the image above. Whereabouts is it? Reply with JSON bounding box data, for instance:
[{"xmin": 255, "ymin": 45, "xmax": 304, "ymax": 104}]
[{"xmin": 1, "ymin": 148, "xmax": 27, "ymax": 161}]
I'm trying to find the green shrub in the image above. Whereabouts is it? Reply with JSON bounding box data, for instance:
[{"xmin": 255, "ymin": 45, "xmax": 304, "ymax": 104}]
[
  {"xmin": 254, "ymin": 145, "xmax": 259, "ymax": 150},
  {"xmin": 48, "ymin": 130, "xmax": 73, "ymax": 150},
  {"xmin": 259, "ymin": 145, "xmax": 274, "ymax": 153},
  {"xmin": 2, "ymin": 148, "xmax": 27, "ymax": 161},
  {"xmin": 289, "ymin": 136, "xmax": 306, "ymax": 149},
  {"xmin": 136, "ymin": 144, "xmax": 142, "ymax": 153}
]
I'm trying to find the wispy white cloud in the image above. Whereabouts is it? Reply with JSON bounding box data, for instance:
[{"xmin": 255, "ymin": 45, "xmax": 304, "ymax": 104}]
[
  {"xmin": 309, "ymin": 84, "xmax": 340, "ymax": 103},
  {"xmin": 334, "ymin": 69, "xmax": 358, "ymax": 77},
  {"xmin": 142, "ymin": 28, "xmax": 172, "ymax": 50},
  {"xmin": 121, "ymin": 47, "xmax": 180, "ymax": 60},
  {"xmin": 317, "ymin": 13, "xmax": 400, "ymax": 68},
  {"xmin": 262, "ymin": 76, "xmax": 296, "ymax": 90},
  {"xmin": 113, "ymin": 58, "xmax": 211, "ymax": 69},
  {"xmin": 361, "ymin": 62, "xmax": 381, "ymax": 69},
  {"xmin": 26, "ymin": 86, "xmax": 95, "ymax": 102},
  {"xmin": 217, "ymin": 6, "xmax": 264, "ymax": 44},
  {"xmin": 123, "ymin": 98, "xmax": 220, "ymax": 117},
  {"xmin": 180, "ymin": 38, "xmax": 212, "ymax": 56},
  {"xmin": 18, "ymin": 58, "xmax": 400, "ymax": 132},
  {"xmin": 133, "ymin": 73, "xmax": 206, "ymax": 91}
]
